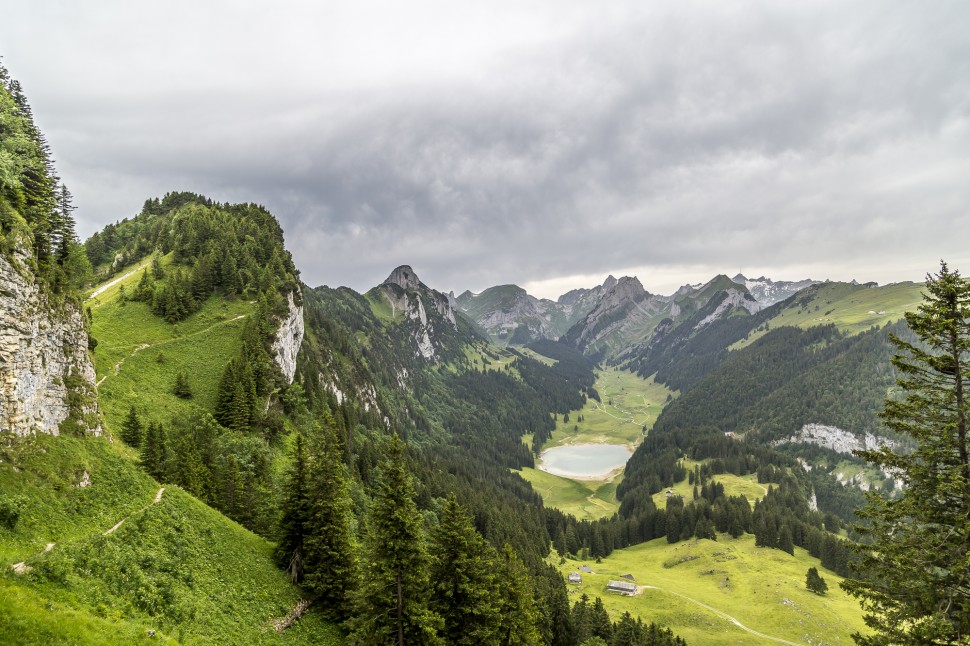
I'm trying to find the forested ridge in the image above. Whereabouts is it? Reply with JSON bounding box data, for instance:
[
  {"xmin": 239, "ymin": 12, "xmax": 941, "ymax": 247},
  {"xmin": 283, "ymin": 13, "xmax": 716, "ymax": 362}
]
[{"xmin": 0, "ymin": 62, "xmax": 91, "ymax": 295}]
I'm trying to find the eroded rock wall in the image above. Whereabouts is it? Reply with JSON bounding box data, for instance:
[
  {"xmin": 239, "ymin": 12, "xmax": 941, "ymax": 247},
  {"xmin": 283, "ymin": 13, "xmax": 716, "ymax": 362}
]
[
  {"xmin": 0, "ymin": 248, "xmax": 101, "ymax": 436},
  {"xmin": 272, "ymin": 290, "xmax": 305, "ymax": 384}
]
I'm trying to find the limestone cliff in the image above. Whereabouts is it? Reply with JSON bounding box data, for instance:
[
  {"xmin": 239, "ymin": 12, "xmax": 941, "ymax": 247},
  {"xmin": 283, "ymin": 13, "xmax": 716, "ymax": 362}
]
[
  {"xmin": 271, "ymin": 290, "xmax": 304, "ymax": 384},
  {"xmin": 0, "ymin": 247, "xmax": 101, "ymax": 437},
  {"xmin": 375, "ymin": 265, "xmax": 461, "ymax": 362}
]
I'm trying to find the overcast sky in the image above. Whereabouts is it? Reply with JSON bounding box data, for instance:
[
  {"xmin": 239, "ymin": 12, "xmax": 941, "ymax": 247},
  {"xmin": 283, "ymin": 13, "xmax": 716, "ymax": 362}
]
[{"xmin": 3, "ymin": 1, "xmax": 968, "ymax": 298}]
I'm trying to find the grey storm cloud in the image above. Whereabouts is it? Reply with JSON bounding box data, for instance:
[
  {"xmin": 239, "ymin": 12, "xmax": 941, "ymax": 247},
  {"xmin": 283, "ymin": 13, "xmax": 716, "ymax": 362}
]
[{"xmin": 2, "ymin": 1, "xmax": 968, "ymax": 297}]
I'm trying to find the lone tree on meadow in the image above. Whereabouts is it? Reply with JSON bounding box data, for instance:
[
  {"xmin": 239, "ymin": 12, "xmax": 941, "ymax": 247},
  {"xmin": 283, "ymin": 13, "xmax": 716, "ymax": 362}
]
[
  {"xmin": 843, "ymin": 262, "xmax": 970, "ymax": 645},
  {"xmin": 806, "ymin": 567, "xmax": 828, "ymax": 595}
]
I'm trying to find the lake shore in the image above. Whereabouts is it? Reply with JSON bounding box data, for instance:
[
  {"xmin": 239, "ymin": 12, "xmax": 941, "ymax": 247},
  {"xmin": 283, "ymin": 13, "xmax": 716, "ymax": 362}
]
[{"xmin": 537, "ymin": 443, "xmax": 633, "ymax": 481}]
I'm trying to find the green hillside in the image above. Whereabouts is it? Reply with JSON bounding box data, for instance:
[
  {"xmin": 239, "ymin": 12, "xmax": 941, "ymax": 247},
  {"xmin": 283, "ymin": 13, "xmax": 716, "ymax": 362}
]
[
  {"xmin": 0, "ymin": 433, "xmax": 341, "ymax": 645},
  {"xmin": 734, "ymin": 281, "xmax": 923, "ymax": 349},
  {"xmin": 86, "ymin": 254, "xmax": 254, "ymax": 435},
  {"xmin": 557, "ymin": 534, "xmax": 867, "ymax": 646}
]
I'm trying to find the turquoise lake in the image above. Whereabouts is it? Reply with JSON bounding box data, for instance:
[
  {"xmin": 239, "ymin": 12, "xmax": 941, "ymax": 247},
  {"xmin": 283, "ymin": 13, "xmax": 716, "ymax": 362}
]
[{"xmin": 538, "ymin": 443, "xmax": 633, "ymax": 479}]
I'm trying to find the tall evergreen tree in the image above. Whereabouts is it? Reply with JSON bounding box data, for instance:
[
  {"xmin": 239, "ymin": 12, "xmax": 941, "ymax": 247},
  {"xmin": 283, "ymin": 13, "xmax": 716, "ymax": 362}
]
[
  {"xmin": 496, "ymin": 545, "xmax": 542, "ymax": 646},
  {"xmin": 844, "ymin": 262, "xmax": 970, "ymax": 645},
  {"xmin": 277, "ymin": 433, "xmax": 311, "ymax": 584},
  {"xmin": 347, "ymin": 434, "xmax": 443, "ymax": 645},
  {"xmin": 120, "ymin": 405, "xmax": 143, "ymax": 447},
  {"xmin": 429, "ymin": 494, "xmax": 501, "ymax": 645},
  {"xmin": 139, "ymin": 420, "xmax": 166, "ymax": 481},
  {"xmin": 806, "ymin": 567, "xmax": 828, "ymax": 595},
  {"xmin": 303, "ymin": 422, "xmax": 357, "ymax": 619}
]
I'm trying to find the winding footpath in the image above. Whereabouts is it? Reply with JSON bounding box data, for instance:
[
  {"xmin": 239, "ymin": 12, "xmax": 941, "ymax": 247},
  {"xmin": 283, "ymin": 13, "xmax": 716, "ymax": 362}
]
[
  {"xmin": 94, "ymin": 314, "xmax": 247, "ymax": 387},
  {"xmin": 87, "ymin": 261, "xmax": 151, "ymax": 300},
  {"xmin": 640, "ymin": 585, "xmax": 807, "ymax": 646},
  {"xmin": 10, "ymin": 488, "xmax": 165, "ymax": 575}
]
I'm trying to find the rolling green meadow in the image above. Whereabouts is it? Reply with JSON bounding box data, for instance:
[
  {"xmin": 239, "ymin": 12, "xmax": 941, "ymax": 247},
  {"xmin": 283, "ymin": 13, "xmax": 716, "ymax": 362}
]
[
  {"xmin": 557, "ymin": 535, "xmax": 867, "ymax": 646},
  {"xmin": 86, "ymin": 257, "xmax": 254, "ymax": 436}
]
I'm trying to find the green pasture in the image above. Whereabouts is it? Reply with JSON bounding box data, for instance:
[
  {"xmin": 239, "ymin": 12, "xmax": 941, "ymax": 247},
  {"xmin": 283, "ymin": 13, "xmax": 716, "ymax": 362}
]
[
  {"xmin": 545, "ymin": 368, "xmax": 675, "ymax": 450},
  {"xmin": 557, "ymin": 534, "xmax": 867, "ymax": 646},
  {"xmin": 734, "ymin": 281, "xmax": 923, "ymax": 349},
  {"xmin": 515, "ymin": 467, "xmax": 621, "ymax": 520},
  {"xmin": 652, "ymin": 459, "xmax": 769, "ymax": 508},
  {"xmin": 86, "ymin": 263, "xmax": 254, "ymax": 435}
]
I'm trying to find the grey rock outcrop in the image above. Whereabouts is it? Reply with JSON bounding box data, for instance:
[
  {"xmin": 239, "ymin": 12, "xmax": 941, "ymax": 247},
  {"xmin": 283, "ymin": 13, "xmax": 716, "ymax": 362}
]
[
  {"xmin": 383, "ymin": 265, "xmax": 423, "ymax": 291},
  {"xmin": 272, "ymin": 290, "xmax": 304, "ymax": 384},
  {"xmin": 0, "ymin": 247, "xmax": 101, "ymax": 437},
  {"xmin": 731, "ymin": 274, "xmax": 819, "ymax": 307},
  {"xmin": 377, "ymin": 266, "xmax": 459, "ymax": 362}
]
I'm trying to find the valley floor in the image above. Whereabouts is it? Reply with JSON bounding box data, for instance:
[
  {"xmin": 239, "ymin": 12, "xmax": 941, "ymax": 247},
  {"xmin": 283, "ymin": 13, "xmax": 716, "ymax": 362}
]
[{"xmin": 557, "ymin": 534, "xmax": 867, "ymax": 646}]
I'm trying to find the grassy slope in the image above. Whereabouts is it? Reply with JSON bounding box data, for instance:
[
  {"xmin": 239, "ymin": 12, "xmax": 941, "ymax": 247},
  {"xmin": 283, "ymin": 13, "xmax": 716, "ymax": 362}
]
[
  {"xmin": 558, "ymin": 535, "xmax": 867, "ymax": 646},
  {"xmin": 734, "ymin": 281, "xmax": 923, "ymax": 350},
  {"xmin": 86, "ymin": 258, "xmax": 253, "ymax": 434},
  {"xmin": 0, "ymin": 435, "xmax": 342, "ymax": 644},
  {"xmin": 0, "ymin": 263, "xmax": 342, "ymax": 643},
  {"xmin": 650, "ymin": 459, "xmax": 769, "ymax": 509},
  {"xmin": 518, "ymin": 369, "xmax": 676, "ymax": 520}
]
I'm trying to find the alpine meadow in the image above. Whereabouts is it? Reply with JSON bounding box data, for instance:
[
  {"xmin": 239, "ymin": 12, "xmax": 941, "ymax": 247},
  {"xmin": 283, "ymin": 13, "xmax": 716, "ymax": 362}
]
[{"xmin": 2, "ymin": 4, "xmax": 970, "ymax": 645}]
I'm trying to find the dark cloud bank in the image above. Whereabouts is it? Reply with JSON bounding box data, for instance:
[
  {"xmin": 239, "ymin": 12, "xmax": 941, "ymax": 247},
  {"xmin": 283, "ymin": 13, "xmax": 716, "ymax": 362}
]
[{"xmin": 3, "ymin": 1, "xmax": 969, "ymax": 297}]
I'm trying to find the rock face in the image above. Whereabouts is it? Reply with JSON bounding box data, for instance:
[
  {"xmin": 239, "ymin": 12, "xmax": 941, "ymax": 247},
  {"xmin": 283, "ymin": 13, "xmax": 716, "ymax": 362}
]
[
  {"xmin": 272, "ymin": 290, "xmax": 304, "ymax": 384},
  {"xmin": 0, "ymin": 247, "xmax": 101, "ymax": 437},
  {"xmin": 378, "ymin": 266, "xmax": 459, "ymax": 362},
  {"xmin": 692, "ymin": 287, "xmax": 761, "ymax": 331},
  {"xmin": 731, "ymin": 274, "xmax": 819, "ymax": 307},
  {"xmin": 457, "ymin": 276, "xmax": 616, "ymax": 345},
  {"xmin": 772, "ymin": 423, "xmax": 895, "ymax": 455},
  {"xmin": 383, "ymin": 265, "xmax": 423, "ymax": 291},
  {"xmin": 562, "ymin": 276, "xmax": 660, "ymax": 354}
]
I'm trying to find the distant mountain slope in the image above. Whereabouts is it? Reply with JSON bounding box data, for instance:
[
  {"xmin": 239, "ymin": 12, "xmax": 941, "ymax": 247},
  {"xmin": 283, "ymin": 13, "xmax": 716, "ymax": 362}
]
[
  {"xmin": 456, "ymin": 275, "xmax": 615, "ymax": 345},
  {"xmin": 368, "ymin": 264, "xmax": 479, "ymax": 362},
  {"xmin": 731, "ymin": 273, "xmax": 819, "ymax": 306},
  {"xmin": 733, "ymin": 280, "xmax": 924, "ymax": 348},
  {"xmin": 563, "ymin": 274, "xmax": 760, "ymax": 361}
]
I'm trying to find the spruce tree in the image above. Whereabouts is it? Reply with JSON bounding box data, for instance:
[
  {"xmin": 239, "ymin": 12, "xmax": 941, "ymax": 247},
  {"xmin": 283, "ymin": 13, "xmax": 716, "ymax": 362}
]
[
  {"xmin": 303, "ymin": 423, "xmax": 357, "ymax": 619},
  {"xmin": 806, "ymin": 567, "xmax": 828, "ymax": 595},
  {"xmin": 496, "ymin": 545, "xmax": 542, "ymax": 646},
  {"xmin": 429, "ymin": 495, "xmax": 501, "ymax": 645},
  {"xmin": 173, "ymin": 370, "xmax": 192, "ymax": 398},
  {"xmin": 277, "ymin": 433, "xmax": 311, "ymax": 583},
  {"xmin": 843, "ymin": 262, "xmax": 970, "ymax": 645},
  {"xmin": 778, "ymin": 524, "xmax": 794, "ymax": 556},
  {"xmin": 120, "ymin": 405, "xmax": 143, "ymax": 447},
  {"xmin": 140, "ymin": 421, "xmax": 167, "ymax": 481},
  {"xmin": 347, "ymin": 434, "xmax": 443, "ymax": 645}
]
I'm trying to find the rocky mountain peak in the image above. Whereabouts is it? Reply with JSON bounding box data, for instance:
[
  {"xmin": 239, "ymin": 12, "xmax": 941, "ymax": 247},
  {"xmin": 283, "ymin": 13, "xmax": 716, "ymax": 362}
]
[
  {"xmin": 603, "ymin": 275, "xmax": 618, "ymax": 290},
  {"xmin": 383, "ymin": 265, "xmax": 424, "ymax": 291},
  {"xmin": 607, "ymin": 276, "xmax": 646, "ymax": 301}
]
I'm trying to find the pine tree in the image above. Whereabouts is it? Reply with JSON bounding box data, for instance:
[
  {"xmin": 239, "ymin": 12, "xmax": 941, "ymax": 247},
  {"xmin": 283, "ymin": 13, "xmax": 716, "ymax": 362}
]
[
  {"xmin": 173, "ymin": 370, "xmax": 192, "ymax": 398},
  {"xmin": 496, "ymin": 545, "xmax": 542, "ymax": 646},
  {"xmin": 590, "ymin": 597, "xmax": 613, "ymax": 643},
  {"xmin": 429, "ymin": 495, "xmax": 501, "ymax": 645},
  {"xmin": 140, "ymin": 421, "xmax": 167, "ymax": 481},
  {"xmin": 303, "ymin": 423, "xmax": 357, "ymax": 619},
  {"xmin": 778, "ymin": 524, "xmax": 794, "ymax": 556},
  {"xmin": 347, "ymin": 434, "xmax": 443, "ymax": 645},
  {"xmin": 277, "ymin": 433, "xmax": 311, "ymax": 583},
  {"xmin": 843, "ymin": 262, "xmax": 970, "ymax": 645},
  {"xmin": 120, "ymin": 405, "xmax": 143, "ymax": 447},
  {"xmin": 806, "ymin": 567, "xmax": 828, "ymax": 595}
]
